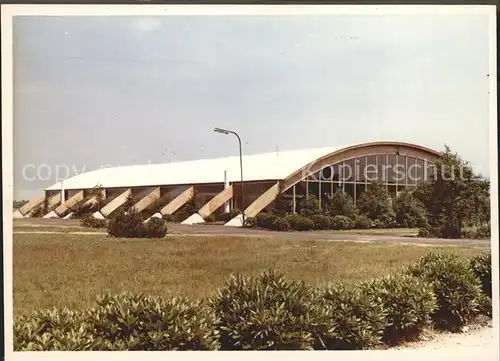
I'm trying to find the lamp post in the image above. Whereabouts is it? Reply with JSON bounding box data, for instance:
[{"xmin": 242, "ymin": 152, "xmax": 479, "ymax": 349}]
[{"xmin": 213, "ymin": 127, "xmax": 245, "ymax": 226}]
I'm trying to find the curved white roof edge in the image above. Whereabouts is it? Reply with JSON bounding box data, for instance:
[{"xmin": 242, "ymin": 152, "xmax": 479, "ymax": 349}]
[
  {"xmin": 46, "ymin": 146, "xmax": 341, "ymax": 191},
  {"xmin": 45, "ymin": 141, "xmax": 440, "ymax": 191}
]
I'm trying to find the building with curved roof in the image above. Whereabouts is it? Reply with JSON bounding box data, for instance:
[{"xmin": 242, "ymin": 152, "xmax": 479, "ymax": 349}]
[{"xmin": 15, "ymin": 141, "xmax": 441, "ymax": 226}]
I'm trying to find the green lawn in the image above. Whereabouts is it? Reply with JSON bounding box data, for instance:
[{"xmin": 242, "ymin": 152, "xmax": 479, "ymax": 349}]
[{"xmin": 13, "ymin": 232, "xmax": 483, "ymax": 316}]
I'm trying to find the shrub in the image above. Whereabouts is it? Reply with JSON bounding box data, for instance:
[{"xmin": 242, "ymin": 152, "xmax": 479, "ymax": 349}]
[
  {"xmin": 108, "ymin": 208, "xmax": 144, "ymax": 238},
  {"xmin": 469, "ymin": 252, "xmax": 491, "ymax": 298},
  {"xmin": 357, "ymin": 182, "xmax": 396, "ymax": 227},
  {"xmin": 14, "ymin": 308, "xmax": 93, "ymax": 351},
  {"xmin": 394, "ymin": 190, "xmax": 428, "ymax": 228},
  {"xmin": 323, "ymin": 190, "xmax": 357, "ymax": 218},
  {"xmin": 223, "ymin": 209, "xmax": 241, "ymax": 223},
  {"xmin": 285, "ymin": 214, "xmax": 314, "ymax": 231},
  {"xmin": 353, "ymin": 215, "xmax": 371, "ymax": 229},
  {"xmin": 418, "ymin": 227, "xmax": 431, "ymax": 238},
  {"xmin": 271, "ymin": 216, "xmax": 290, "ymax": 231},
  {"xmin": 161, "ymin": 213, "xmax": 175, "ymax": 222},
  {"xmin": 89, "ymin": 293, "xmax": 219, "ymax": 350},
  {"xmin": 143, "ymin": 217, "xmax": 168, "ymax": 238},
  {"xmin": 360, "ymin": 274, "xmax": 437, "ymax": 344},
  {"xmin": 296, "ymin": 196, "xmax": 322, "ymax": 217},
  {"xmin": 243, "ymin": 217, "xmax": 257, "ymax": 228},
  {"xmin": 330, "ymin": 215, "xmax": 354, "ymax": 230},
  {"xmin": 80, "ymin": 215, "xmax": 107, "ymax": 229},
  {"xmin": 255, "ymin": 213, "xmax": 273, "ymax": 228},
  {"xmin": 209, "ymin": 270, "xmax": 327, "ymax": 350},
  {"xmin": 108, "ymin": 209, "xmax": 167, "ymax": 238},
  {"xmin": 477, "ymin": 292, "xmax": 492, "ymax": 318},
  {"xmin": 311, "ymin": 215, "xmax": 331, "ymax": 230},
  {"xmin": 406, "ymin": 252, "xmax": 483, "ymax": 330},
  {"xmin": 462, "ymin": 224, "xmax": 491, "ymax": 239},
  {"xmin": 313, "ymin": 283, "xmax": 387, "ymax": 350}
]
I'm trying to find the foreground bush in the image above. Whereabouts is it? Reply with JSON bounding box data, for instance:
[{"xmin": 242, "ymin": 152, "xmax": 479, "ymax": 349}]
[
  {"xmin": 360, "ymin": 274, "xmax": 437, "ymax": 344},
  {"xmin": 313, "ymin": 284, "xmax": 387, "ymax": 350},
  {"xmin": 469, "ymin": 252, "xmax": 492, "ymax": 298},
  {"xmin": 243, "ymin": 216, "xmax": 257, "ymax": 228},
  {"xmin": 14, "ymin": 294, "xmax": 219, "ymax": 351},
  {"xmin": 80, "ymin": 215, "xmax": 107, "ymax": 229},
  {"xmin": 108, "ymin": 209, "xmax": 167, "ymax": 238},
  {"xmin": 285, "ymin": 214, "xmax": 315, "ymax": 231},
  {"xmin": 210, "ymin": 270, "xmax": 327, "ymax": 350},
  {"xmin": 406, "ymin": 252, "xmax": 482, "ymax": 330},
  {"xmin": 223, "ymin": 209, "xmax": 242, "ymax": 222}
]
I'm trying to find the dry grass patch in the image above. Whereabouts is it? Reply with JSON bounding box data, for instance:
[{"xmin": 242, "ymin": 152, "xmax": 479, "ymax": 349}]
[{"xmin": 13, "ymin": 233, "xmax": 483, "ymax": 316}]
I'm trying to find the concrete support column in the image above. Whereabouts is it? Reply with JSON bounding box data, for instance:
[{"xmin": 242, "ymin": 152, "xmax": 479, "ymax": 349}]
[{"xmin": 224, "ymin": 170, "xmax": 230, "ymax": 214}]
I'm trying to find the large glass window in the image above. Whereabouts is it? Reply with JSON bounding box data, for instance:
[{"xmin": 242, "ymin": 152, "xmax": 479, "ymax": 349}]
[
  {"xmin": 377, "ymin": 154, "xmax": 387, "ymax": 183},
  {"xmin": 342, "ymin": 158, "xmax": 355, "ymax": 182},
  {"xmin": 365, "ymin": 155, "xmax": 377, "ymax": 183},
  {"xmin": 356, "ymin": 156, "xmax": 366, "ymax": 182},
  {"xmin": 387, "ymin": 155, "xmax": 396, "ymax": 183}
]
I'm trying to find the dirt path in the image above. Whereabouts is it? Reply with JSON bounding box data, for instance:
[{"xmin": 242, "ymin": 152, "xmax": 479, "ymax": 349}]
[{"xmin": 396, "ymin": 322, "xmax": 497, "ymax": 358}]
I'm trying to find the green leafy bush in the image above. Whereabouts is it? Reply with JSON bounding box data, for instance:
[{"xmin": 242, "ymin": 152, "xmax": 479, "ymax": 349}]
[
  {"xmin": 14, "ymin": 308, "xmax": 95, "ymax": 351},
  {"xmin": 89, "ymin": 293, "xmax": 219, "ymax": 350},
  {"xmin": 469, "ymin": 252, "xmax": 491, "ymax": 298},
  {"xmin": 418, "ymin": 227, "xmax": 431, "ymax": 238},
  {"xmin": 353, "ymin": 215, "xmax": 371, "ymax": 229},
  {"xmin": 313, "ymin": 283, "xmax": 387, "ymax": 350},
  {"xmin": 255, "ymin": 213, "xmax": 273, "ymax": 228},
  {"xmin": 462, "ymin": 224, "xmax": 491, "ymax": 239},
  {"xmin": 323, "ymin": 190, "xmax": 357, "ymax": 218},
  {"xmin": 360, "ymin": 274, "xmax": 437, "ymax": 344},
  {"xmin": 14, "ymin": 293, "xmax": 219, "ymax": 351},
  {"xmin": 143, "ymin": 217, "xmax": 168, "ymax": 238},
  {"xmin": 161, "ymin": 213, "xmax": 175, "ymax": 222},
  {"xmin": 477, "ymin": 292, "xmax": 492, "ymax": 318},
  {"xmin": 394, "ymin": 190, "xmax": 428, "ymax": 228},
  {"xmin": 209, "ymin": 270, "xmax": 326, "ymax": 350},
  {"xmin": 271, "ymin": 216, "xmax": 290, "ymax": 231},
  {"xmin": 311, "ymin": 215, "xmax": 332, "ymax": 230},
  {"xmin": 296, "ymin": 196, "xmax": 322, "ymax": 217},
  {"xmin": 285, "ymin": 214, "xmax": 315, "ymax": 231},
  {"xmin": 406, "ymin": 252, "xmax": 482, "ymax": 330},
  {"xmin": 357, "ymin": 182, "xmax": 396, "ymax": 227},
  {"xmin": 108, "ymin": 208, "xmax": 167, "ymax": 238},
  {"xmin": 80, "ymin": 215, "xmax": 107, "ymax": 229},
  {"xmin": 330, "ymin": 215, "xmax": 354, "ymax": 230}
]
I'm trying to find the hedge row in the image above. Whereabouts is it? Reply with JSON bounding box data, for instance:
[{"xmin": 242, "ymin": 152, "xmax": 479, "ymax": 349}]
[
  {"xmin": 245, "ymin": 213, "xmax": 374, "ymax": 232},
  {"xmin": 14, "ymin": 251, "xmax": 491, "ymax": 351}
]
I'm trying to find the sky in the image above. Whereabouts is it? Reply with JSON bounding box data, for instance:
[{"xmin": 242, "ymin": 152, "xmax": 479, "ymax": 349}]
[{"xmin": 13, "ymin": 13, "xmax": 493, "ymax": 200}]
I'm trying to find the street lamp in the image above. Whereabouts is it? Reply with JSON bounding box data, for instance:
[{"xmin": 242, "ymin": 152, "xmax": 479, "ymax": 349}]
[{"xmin": 213, "ymin": 127, "xmax": 245, "ymax": 226}]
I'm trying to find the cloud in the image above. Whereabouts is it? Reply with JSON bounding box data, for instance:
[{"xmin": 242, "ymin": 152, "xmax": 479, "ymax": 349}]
[{"xmin": 132, "ymin": 17, "xmax": 163, "ymax": 33}]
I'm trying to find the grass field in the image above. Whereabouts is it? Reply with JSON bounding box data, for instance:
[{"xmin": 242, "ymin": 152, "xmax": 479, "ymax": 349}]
[{"xmin": 13, "ymin": 232, "xmax": 484, "ymax": 317}]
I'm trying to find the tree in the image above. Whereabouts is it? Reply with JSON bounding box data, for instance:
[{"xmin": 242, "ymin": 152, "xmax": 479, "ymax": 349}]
[
  {"xmin": 89, "ymin": 184, "xmax": 105, "ymax": 212},
  {"xmin": 296, "ymin": 195, "xmax": 321, "ymax": 217},
  {"xmin": 270, "ymin": 185, "xmax": 291, "ymax": 217},
  {"xmin": 357, "ymin": 181, "xmax": 395, "ymax": 227},
  {"xmin": 394, "ymin": 189, "xmax": 427, "ymax": 228},
  {"xmin": 323, "ymin": 189, "xmax": 357, "ymax": 218},
  {"xmin": 413, "ymin": 146, "xmax": 490, "ymax": 238},
  {"xmin": 13, "ymin": 200, "xmax": 28, "ymax": 210}
]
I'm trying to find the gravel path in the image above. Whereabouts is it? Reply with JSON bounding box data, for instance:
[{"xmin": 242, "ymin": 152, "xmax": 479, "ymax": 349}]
[{"xmin": 395, "ymin": 322, "xmax": 497, "ymax": 359}]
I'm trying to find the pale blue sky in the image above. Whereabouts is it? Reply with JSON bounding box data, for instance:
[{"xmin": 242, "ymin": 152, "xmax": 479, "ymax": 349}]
[{"xmin": 13, "ymin": 14, "xmax": 492, "ymax": 199}]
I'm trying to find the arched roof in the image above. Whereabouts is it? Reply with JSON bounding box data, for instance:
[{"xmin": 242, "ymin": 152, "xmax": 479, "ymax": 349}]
[{"xmin": 45, "ymin": 141, "xmax": 441, "ymax": 191}]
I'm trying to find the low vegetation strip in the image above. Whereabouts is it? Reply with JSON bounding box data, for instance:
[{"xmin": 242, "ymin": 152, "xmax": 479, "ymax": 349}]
[{"xmin": 13, "ymin": 249, "xmax": 491, "ymax": 351}]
